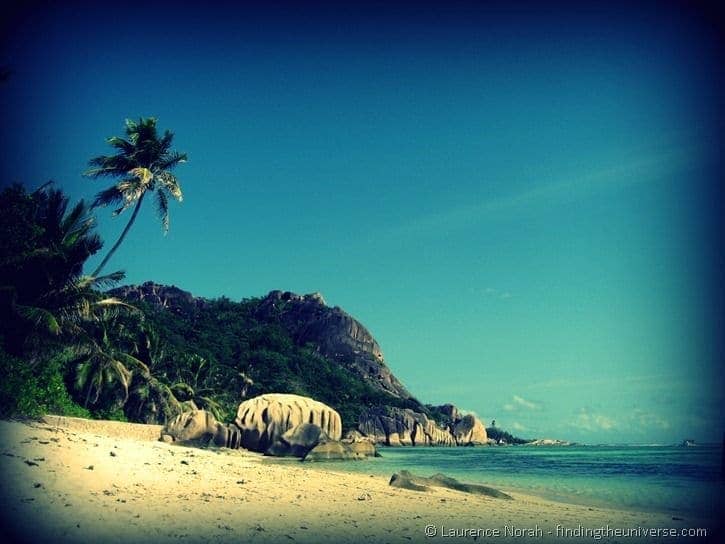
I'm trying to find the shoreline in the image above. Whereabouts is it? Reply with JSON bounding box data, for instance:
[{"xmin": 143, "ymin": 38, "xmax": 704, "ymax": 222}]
[{"xmin": 0, "ymin": 417, "xmax": 719, "ymax": 543}]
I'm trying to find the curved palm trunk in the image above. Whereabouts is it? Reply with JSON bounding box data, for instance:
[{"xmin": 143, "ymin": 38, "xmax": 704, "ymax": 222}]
[{"xmin": 91, "ymin": 192, "xmax": 146, "ymax": 277}]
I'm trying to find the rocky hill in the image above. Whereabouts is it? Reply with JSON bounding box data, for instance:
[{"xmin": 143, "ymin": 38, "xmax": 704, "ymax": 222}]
[
  {"xmin": 255, "ymin": 290, "xmax": 411, "ymax": 399},
  {"xmin": 109, "ymin": 281, "xmax": 206, "ymax": 316},
  {"xmin": 108, "ymin": 282, "xmax": 488, "ymax": 446}
]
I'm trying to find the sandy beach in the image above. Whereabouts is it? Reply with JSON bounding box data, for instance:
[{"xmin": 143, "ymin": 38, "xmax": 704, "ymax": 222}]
[{"xmin": 0, "ymin": 417, "xmax": 717, "ymax": 544}]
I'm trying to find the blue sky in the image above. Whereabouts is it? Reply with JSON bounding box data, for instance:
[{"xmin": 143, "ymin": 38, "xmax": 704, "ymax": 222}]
[{"xmin": 2, "ymin": 1, "xmax": 722, "ymax": 443}]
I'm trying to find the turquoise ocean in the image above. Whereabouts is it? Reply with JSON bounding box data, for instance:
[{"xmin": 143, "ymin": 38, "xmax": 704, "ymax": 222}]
[{"xmin": 292, "ymin": 444, "xmax": 724, "ymax": 517}]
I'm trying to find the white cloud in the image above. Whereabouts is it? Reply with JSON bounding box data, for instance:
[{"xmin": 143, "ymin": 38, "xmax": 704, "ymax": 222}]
[
  {"xmin": 458, "ymin": 408, "xmax": 480, "ymax": 419},
  {"xmin": 513, "ymin": 395, "xmax": 540, "ymax": 410},
  {"xmin": 571, "ymin": 409, "xmax": 616, "ymax": 432},
  {"xmin": 511, "ymin": 421, "xmax": 527, "ymax": 432},
  {"xmin": 502, "ymin": 395, "xmax": 541, "ymax": 412}
]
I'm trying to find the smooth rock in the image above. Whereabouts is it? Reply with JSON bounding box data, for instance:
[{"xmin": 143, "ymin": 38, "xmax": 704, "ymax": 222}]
[
  {"xmin": 389, "ymin": 470, "xmax": 513, "ymax": 499},
  {"xmin": 162, "ymin": 410, "xmax": 219, "ymax": 444},
  {"xmin": 161, "ymin": 410, "xmax": 239, "ymax": 448},
  {"xmin": 452, "ymin": 414, "xmax": 488, "ymax": 445},
  {"xmin": 302, "ymin": 439, "xmax": 377, "ymax": 461},
  {"xmin": 265, "ymin": 423, "xmax": 327, "ymax": 457},
  {"xmin": 235, "ymin": 394, "xmax": 342, "ymax": 453}
]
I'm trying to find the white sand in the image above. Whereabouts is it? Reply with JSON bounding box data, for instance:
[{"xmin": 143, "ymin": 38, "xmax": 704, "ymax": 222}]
[{"xmin": 0, "ymin": 418, "xmax": 717, "ymax": 544}]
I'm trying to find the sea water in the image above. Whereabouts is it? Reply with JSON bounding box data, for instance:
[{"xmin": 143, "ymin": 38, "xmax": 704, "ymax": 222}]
[{"xmin": 309, "ymin": 444, "xmax": 724, "ymax": 517}]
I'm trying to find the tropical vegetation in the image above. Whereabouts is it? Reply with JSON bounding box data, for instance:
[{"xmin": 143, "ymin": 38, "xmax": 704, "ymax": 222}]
[
  {"xmin": 1, "ymin": 120, "xmax": 527, "ymax": 444},
  {"xmin": 0, "ymin": 183, "xmax": 420, "ymax": 428}
]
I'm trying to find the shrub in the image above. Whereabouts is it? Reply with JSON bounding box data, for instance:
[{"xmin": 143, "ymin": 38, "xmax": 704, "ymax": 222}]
[{"xmin": 0, "ymin": 348, "xmax": 91, "ymax": 419}]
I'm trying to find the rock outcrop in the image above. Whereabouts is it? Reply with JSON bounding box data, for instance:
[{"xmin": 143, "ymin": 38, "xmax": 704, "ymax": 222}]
[
  {"xmin": 108, "ymin": 281, "xmax": 206, "ymax": 317},
  {"xmin": 264, "ymin": 423, "xmax": 328, "ymax": 457},
  {"xmin": 435, "ymin": 403, "xmax": 461, "ymax": 424},
  {"xmin": 357, "ymin": 406, "xmax": 492, "ymax": 447},
  {"xmin": 389, "ymin": 470, "xmax": 513, "ymax": 499},
  {"xmin": 255, "ymin": 291, "xmax": 411, "ymax": 399},
  {"xmin": 161, "ymin": 410, "xmax": 242, "ymax": 448},
  {"xmin": 526, "ymin": 438, "xmax": 572, "ymax": 446},
  {"xmin": 452, "ymin": 414, "xmax": 488, "ymax": 445},
  {"xmin": 358, "ymin": 406, "xmax": 456, "ymax": 446},
  {"xmin": 303, "ymin": 439, "xmax": 377, "ymax": 461},
  {"xmin": 235, "ymin": 393, "xmax": 342, "ymax": 453}
]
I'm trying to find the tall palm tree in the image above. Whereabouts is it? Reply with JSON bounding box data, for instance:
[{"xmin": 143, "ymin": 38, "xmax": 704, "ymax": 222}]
[{"xmin": 85, "ymin": 117, "xmax": 187, "ymax": 276}]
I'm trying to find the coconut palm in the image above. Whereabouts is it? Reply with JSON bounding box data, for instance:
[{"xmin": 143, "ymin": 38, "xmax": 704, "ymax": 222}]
[
  {"xmin": 85, "ymin": 117, "xmax": 187, "ymax": 276},
  {"xmin": 126, "ymin": 375, "xmax": 184, "ymax": 424},
  {"xmin": 129, "ymin": 332, "xmax": 226, "ymax": 422},
  {"xmin": 71, "ymin": 308, "xmax": 148, "ymax": 408},
  {"xmin": 0, "ymin": 183, "xmax": 127, "ymax": 360}
]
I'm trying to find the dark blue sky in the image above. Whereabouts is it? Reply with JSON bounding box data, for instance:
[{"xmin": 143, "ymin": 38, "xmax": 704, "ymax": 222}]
[{"xmin": 2, "ymin": 1, "xmax": 722, "ymax": 442}]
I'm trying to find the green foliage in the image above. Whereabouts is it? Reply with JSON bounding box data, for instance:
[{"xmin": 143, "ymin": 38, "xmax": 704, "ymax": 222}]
[
  {"xmin": 130, "ymin": 297, "xmax": 419, "ymax": 431},
  {"xmin": 0, "ymin": 183, "xmax": 137, "ymax": 422},
  {"xmin": 0, "ymin": 181, "xmax": 435, "ymax": 432},
  {"xmin": 424, "ymin": 404, "xmax": 455, "ymax": 429},
  {"xmin": 92, "ymin": 406, "xmax": 128, "ymax": 422},
  {"xmin": 0, "ymin": 348, "xmax": 91, "ymax": 419},
  {"xmin": 486, "ymin": 426, "xmax": 529, "ymax": 445},
  {"xmin": 0, "ymin": 183, "xmax": 124, "ymax": 359}
]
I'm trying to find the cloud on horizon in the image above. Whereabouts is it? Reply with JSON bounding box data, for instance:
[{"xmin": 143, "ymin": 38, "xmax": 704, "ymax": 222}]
[
  {"xmin": 570, "ymin": 408, "xmax": 616, "ymax": 432},
  {"xmin": 503, "ymin": 394, "xmax": 541, "ymax": 412}
]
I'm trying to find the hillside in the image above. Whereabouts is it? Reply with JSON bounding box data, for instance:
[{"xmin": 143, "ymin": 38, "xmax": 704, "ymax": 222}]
[
  {"xmin": 108, "ymin": 284, "xmax": 421, "ymax": 426},
  {"xmin": 108, "ymin": 282, "xmax": 482, "ymax": 445}
]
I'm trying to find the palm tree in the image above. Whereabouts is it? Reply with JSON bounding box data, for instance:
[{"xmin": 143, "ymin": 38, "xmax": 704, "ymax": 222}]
[
  {"xmin": 0, "ymin": 183, "xmax": 127, "ymax": 360},
  {"xmin": 85, "ymin": 117, "xmax": 187, "ymax": 276},
  {"xmin": 125, "ymin": 326, "xmax": 185, "ymax": 423},
  {"xmin": 71, "ymin": 308, "xmax": 147, "ymax": 408},
  {"xmin": 129, "ymin": 333, "xmax": 225, "ymax": 423}
]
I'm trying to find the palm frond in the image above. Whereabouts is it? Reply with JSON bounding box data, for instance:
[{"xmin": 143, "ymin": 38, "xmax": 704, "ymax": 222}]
[
  {"xmin": 170, "ymin": 382, "xmax": 195, "ymax": 397},
  {"xmin": 128, "ymin": 167, "xmax": 154, "ymax": 186},
  {"xmin": 85, "ymin": 155, "xmax": 135, "ymax": 177},
  {"xmin": 157, "ymin": 172, "xmax": 183, "ymax": 201},
  {"xmin": 15, "ymin": 304, "xmax": 61, "ymax": 335},
  {"xmin": 158, "ymin": 130, "xmax": 174, "ymax": 154},
  {"xmin": 109, "ymin": 359, "xmax": 133, "ymax": 400},
  {"xmin": 155, "ymin": 190, "xmax": 169, "ymax": 233},
  {"xmin": 87, "ymin": 271, "xmax": 126, "ymax": 289},
  {"xmin": 196, "ymin": 395, "xmax": 225, "ymax": 421},
  {"xmin": 92, "ymin": 185, "xmax": 124, "ymax": 208},
  {"xmin": 107, "ymin": 136, "xmax": 134, "ymax": 153},
  {"xmin": 157, "ymin": 151, "xmax": 187, "ymax": 171}
]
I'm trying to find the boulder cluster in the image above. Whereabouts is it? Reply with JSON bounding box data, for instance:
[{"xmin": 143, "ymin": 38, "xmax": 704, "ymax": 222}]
[
  {"xmin": 357, "ymin": 406, "xmax": 488, "ymax": 447},
  {"xmin": 161, "ymin": 392, "xmax": 491, "ymax": 460},
  {"xmin": 160, "ymin": 393, "xmax": 376, "ymax": 461}
]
